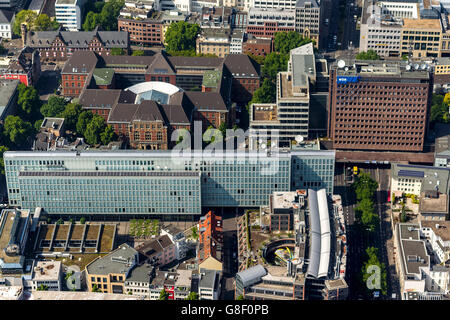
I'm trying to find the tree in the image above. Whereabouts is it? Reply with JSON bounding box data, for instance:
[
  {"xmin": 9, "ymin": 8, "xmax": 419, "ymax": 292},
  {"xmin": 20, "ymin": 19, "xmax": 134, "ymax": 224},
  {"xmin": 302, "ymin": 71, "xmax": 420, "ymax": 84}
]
[
  {"xmin": 159, "ymin": 289, "xmax": 169, "ymax": 300},
  {"xmin": 34, "ymin": 14, "xmax": 59, "ymax": 31},
  {"xmin": 185, "ymin": 291, "xmax": 199, "ymax": 300},
  {"xmin": 355, "ymin": 198, "xmax": 379, "ymax": 232},
  {"xmin": 80, "ymin": 217, "xmax": 86, "ymax": 224},
  {"xmin": 37, "ymin": 284, "xmax": 48, "ymax": 291},
  {"xmin": 356, "ymin": 50, "xmax": 380, "ymax": 60},
  {"xmin": 17, "ymin": 83, "xmax": 40, "ymax": 120},
  {"xmin": 249, "ymin": 78, "xmax": 276, "ymax": 104},
  {"xmin": 13, "ymin": 10, "xmax": 37, "ymax": 36},
  {"xmin": 273, "ymin": 31, "xmax": 313, "ymax": 55},
  {"xmin": 92, "ymin": 284, "xmax": 101, "ymax": 292},
  {"xmin": 262, "ymin": 52, "xmax": 288, "ymax": 82},
  {"xmin": 361, "ymin": 247, "xmax": 387, "ymax": 296},
  {"xmin": 84, "ymin": 115, "xmax": 107, "ymax": 145},
  {"xmin": 246, "ymin": 53, "xmax": 265, "ymax": 66},
  {"xmin": 76, "ymin": 111, "xmax": 93, "ymax": 136},
  {"xmin": 352, "ymin": 172, "xmax": 379, "ymax": 201},
  {"xmin": 40, "ymin": 96, "xmax": 67, "ymax": 117},
  {"xmin": 56, "ymin": 218, "xmax": 63, "ymax": 225},
  {"xmin": 100, "ymin": 125, "xmax": 116, "ymax": 145},
  {"xmin": 82, "ymin": 11, "xmax": 101, "ymax": 31},
  {"xmin": 0, "ymin": 145, "xmax": 9, "ymax": 175},
  {"xmin": 3, "ymin": 116, "xmax": 33, "ymax": 148},
  {"xmin": 97, "ymin": 0, "xmax": 124, "ymax": 31},
  {"xmin": 132, "ymin": 50, "xmax": 145, "ymax": 56},
  {"xmin": 110, "ymin": 48, "xmax": 125, "ymax": 55},
  {"xmin": 400, "ymin": 205, "xmax": 408, "ymax": 223},
  {"xmin": 165, "ymin": 21, "xmax": 200, "ymax": 53},
  {"xmin": 60, "ymin": 103, "xmax": 82, "ymax": 131},
  {"xmin": 218, "ymin": 122, "xmax": 227, "ymax": 139},
  {"xmin": 236, "ymin": 294, "xmax": 244, "ymax": 300},
  {"xmin": 34, "ymin": 119, "xmax": 43, "ymax": 132}
]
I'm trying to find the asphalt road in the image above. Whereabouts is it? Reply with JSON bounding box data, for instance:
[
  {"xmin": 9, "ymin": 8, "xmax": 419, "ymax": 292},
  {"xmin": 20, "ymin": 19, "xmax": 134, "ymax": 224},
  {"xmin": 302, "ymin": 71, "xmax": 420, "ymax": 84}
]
[
  {"xmin": 220, "ymin": 209, "xmax": 239, "ymax": 300},
  {"xmin": 342, "ymin": 0, "xmax": 360, "ymax": 50}
]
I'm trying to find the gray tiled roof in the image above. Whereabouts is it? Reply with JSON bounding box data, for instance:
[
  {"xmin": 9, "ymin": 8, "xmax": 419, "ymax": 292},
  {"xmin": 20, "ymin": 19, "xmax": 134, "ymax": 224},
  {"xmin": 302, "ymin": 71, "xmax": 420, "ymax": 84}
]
[
  {"xmin": 79, "ymin": 89, "xmax": 122, "ymax": 110},
  {"xmin": 185, "ymin": 91, "xmax": 227, "ymax": 112},
  {"xmin": 86, "ymin": 243, "xmax": 138, "ymax": 275},
  {"xmin": 0, "ymin": 80, "xmax": 19, "ymax": 119},
  {"xmin": 108, "ymin": 100, "xmax": 165, "ymax": 123},
  {"xmin": 224, "ymin": 54, "xmax": 260, "ymax": 78},
  {"xmin": 0, "ymin": 9, "xmax": 14, "ymax": 24},
  {"xmin": 61, "ymin": 51, "xmax": 98, "ymax": 74},
  {"xmin": 26, "ymin": 29, "xmax": 129, "ymax": 49},
  {"xmin": 161, "ymin": 104, "xmax": 190, "ymax": 125},
  {"xmin": 198, "ymin": 269, "xmax": 219, "ymax": 289}
]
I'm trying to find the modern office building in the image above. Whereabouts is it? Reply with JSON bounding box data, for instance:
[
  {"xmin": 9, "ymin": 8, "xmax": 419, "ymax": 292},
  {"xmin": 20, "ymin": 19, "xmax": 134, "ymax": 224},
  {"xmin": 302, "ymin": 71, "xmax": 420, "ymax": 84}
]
[
  {"xmin": 328, "ymin": 59, "xmax": 432, "ymax": 152},
  {"xmin": 4, "ymin": 148, "xmax": 335, "ymax": 217},
  {"xmin": 295, "ymin": 0, "xmax": 320, "ymax": 48},
  {"xmin": 55, "ymin": 0, "xmax": 86, "ymax": 31},
  {"xmin": 400, "ymin": 18, "xmax": 442, "ymax": 58}
]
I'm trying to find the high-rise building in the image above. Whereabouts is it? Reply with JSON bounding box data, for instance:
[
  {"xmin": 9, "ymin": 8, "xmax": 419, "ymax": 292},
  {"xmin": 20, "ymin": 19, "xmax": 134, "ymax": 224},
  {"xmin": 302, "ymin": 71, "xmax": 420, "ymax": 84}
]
[
  {"xmin": 55, "ymin": 0, "xmax": 87, "ymax": 31},
  {"xmin": 328, "ymin": 59, "xmax": 432, "ymax": 152},
  {"xmin": 295, "ymin": 0, "xmax": 320, "ymax": 48},
  {"xmin": 4, "ymin": 148, "xmax": 335, "ymax": 216}
]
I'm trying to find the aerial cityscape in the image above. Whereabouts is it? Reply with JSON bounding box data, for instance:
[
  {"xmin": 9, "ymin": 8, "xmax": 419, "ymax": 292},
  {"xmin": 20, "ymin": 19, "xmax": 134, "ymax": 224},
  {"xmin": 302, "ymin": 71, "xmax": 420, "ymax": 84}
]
[{"xmin": 0, "ymin": 0, "xmax": 450, "ymax": 303}]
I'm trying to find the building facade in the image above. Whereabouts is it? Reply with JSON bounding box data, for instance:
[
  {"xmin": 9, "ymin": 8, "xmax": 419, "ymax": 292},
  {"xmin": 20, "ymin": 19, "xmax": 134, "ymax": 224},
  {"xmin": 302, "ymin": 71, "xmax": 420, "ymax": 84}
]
[
  {"xmin": 328, "ymin": 60, "xmax": 432, "ymax": 152},
  {"xmin": 246, "ymin": 8, "xmax": 295, "ymax": 39},
  {"xmin": 4, "ymin": 149, "xmax": 335, "ymax": 216},
  {"xmin": 55, "ymin": 0, "xmax": 86, "ymax": 31}
]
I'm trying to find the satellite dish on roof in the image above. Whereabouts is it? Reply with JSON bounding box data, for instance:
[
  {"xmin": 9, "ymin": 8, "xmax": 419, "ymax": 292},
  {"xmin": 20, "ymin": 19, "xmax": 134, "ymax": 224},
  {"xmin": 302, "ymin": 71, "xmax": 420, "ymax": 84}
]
[
  {"xmin": 405, "ymin": 64, "xmax": 411, "ymax": 71},
  {"xmin": 337, "ymin": 60, "xmax": 346, "ymax": 69},
  {"xmin": 414, "ymin": 64, "xmax": 419, "ymax": 70},
  {"xmin": 344, "ymin": 66, "xmax": 349, "ymax": 71},
  {"xmin": 421, "ymin": 63, "xmax": 427, "ymax": 70},
  {"xmin": 295, "ymin": 135, "xmax": 304, "ymax": 143},
  {"xmin": 260, "ymin": 143, "xmax": 267, "ymax": 149}
]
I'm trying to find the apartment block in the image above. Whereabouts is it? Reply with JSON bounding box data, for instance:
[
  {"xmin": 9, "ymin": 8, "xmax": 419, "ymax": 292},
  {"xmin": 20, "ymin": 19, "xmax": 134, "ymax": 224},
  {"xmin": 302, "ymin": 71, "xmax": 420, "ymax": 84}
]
[
  {"xmin": 196, "ymin": 28, "xmax": 231, "ymax": 58},
  {"xmin": 328, "ymin": 59, "xmax": 432, "ymax": 152},
  {"xmin": 136, "ymin": 235, "xmax": 177, "ymax": 267},
  {"xmin": 401, "ymin": 18, "xmax": 442, "ymax": 58},
  {"xmin": 118, "ymin": 10, "xmax": 164, "ymax": 47},
  {"xmin": 31, "ymin": 261, "xmax": 62, "ymax": 291},
  {"xmin": 197, "ymin": 211, "xmax": 223, "ymax": 273},
  {"xmin": 295, "ymin": 0, "xmax": 320, "ymax": 48}
]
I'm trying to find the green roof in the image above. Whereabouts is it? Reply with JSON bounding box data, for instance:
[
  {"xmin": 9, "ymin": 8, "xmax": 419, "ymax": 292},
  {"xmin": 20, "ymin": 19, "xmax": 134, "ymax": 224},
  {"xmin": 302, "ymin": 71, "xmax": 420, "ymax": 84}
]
[
  {"xmin": 93, "ymin": 68, "xmax": 115, "ymax": 86},
  {"xmin": 202, "ymin": 70, "xmax": 222, "ymax": 88}
]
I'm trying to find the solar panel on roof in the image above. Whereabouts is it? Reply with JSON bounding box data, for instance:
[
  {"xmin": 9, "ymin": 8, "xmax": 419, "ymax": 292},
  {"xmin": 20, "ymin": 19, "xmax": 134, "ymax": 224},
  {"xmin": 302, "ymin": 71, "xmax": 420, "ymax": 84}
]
[{"xmin": 398, "ymin": 170, "xmax": 424, "ymax": 178}]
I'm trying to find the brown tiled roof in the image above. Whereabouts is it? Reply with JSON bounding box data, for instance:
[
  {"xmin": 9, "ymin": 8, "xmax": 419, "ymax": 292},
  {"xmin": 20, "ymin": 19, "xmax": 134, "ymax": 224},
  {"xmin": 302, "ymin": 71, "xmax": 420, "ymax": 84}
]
[
  {"xmin": 62, "ymin": 51, "xmax": 98, "ymax": 74},
  {"xmin": 79, "ymin": 89, "xmax": 121, "ymax": 109},
  {"xmin": 118, "ymin": 90, "xmax": 137, "ymax": 104},
  {"xmin": 224, "ymin": 54, "xmax": 260, "ymax": 77},
  {"xmin": 185, "ymin": 91, "xmax": 227, "ymax": 112},
  {"xmin": 161, "ymin": 104, "xmax": 190, "ymax": 125},
  {"xmin": 168, "ymin": 56, "xmax": 224, "ymax": 69},
  {"xmin": 107, "ymin": 100, "xmax": 165, "ymax": 123}
]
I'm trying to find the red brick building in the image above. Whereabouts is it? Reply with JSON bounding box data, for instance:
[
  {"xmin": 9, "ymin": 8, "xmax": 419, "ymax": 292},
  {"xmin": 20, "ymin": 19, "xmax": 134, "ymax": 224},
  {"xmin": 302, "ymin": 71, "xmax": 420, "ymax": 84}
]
[
  {"xmin": 61, "ymin": 51, "xmax": 98, "ymax": 97},
  {"xmin": 198, "ymin": 211, "xmax": 223, "ymax": 268},
  {"xmin": 23, "ymin": 26, "xmax": 129, "ymax": 61},
  {"xmin": 246, "ymin": 22, "xmax": 295, "ymax": 39},
  {"xmin": 242, "ymin": 35, "xmax": 272, "ymax": 57},
  {"xmin": 328, "ymin": 60, "xmax": 432, "ymax": 152},
  {"xmin": 118, "ymin": 18, "xmax": 163, "ymax": 46},
  {"xmin": 224, "ymin": 54, "xmax": 261, "ymax": 104}
]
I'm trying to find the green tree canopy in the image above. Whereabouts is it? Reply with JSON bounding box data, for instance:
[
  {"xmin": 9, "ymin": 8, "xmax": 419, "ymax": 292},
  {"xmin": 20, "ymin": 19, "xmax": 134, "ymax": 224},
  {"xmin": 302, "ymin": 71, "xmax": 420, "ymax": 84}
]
[
  {"xmin": 100, "ymin": 125, "xmax": 116, "ymax": 145},
  {"xmin": 84, "ymin": 114, "xmax": 107, "ymax": 145},
  {"xmin": 0, "ymin": 145, "xmax": 9, "ymax": 175},
  {"xmin": 355, "ymin": 198, "xmax": 379, "ymax": 232},
  {"xmin": 110, "ymin": 48, "xmax": 125, "ymax": 55},
  {"xmin": 13, "ymin": 10, "xmax": 37, "ymax": 36},
  {"xmin": 273, "ymin": 31, "xmax": 313, "ymax": 55},
  {"xmin": 34, "ymin": 14, "xmax": 59, "ymax": 31},
  {"xmin": 262, "ymin": 52, "xmax": 288, "ymax": 82},
  {"xmin": 76, "ymin": 111, "xmax": 93, "ymax": 136},
  {"xmin": 249, "ymin": 78, "xmax": 276, "ymax": 105},
  {"xmin": 165, "ymin": 21, "xmax": 200, "ymax": 53},
  {"xmin": 60, "ymin": 103, "xmax": 82, "ymax": 131},
  {"xmin": 82, "ymin": 11, "xmax": 101, "ymax": 31},
  {"xmin": 132, "ymin": 50, "xmax": 145, "ymax": 56},
  {"xmin": 185, "ymin": 291, "xmax": 199, "ymax": 300},
  {"xmin": 98, "ymin": 0, "xmax": 124, "ymax": 31},
  {"xmin": 159, "ymin": 289, "xmax": 169, "ymax": 300},
  {"xmin": 361, "ymin": 247, "xmax": 387, "ymax": 296},
  {"xmin": 356, "ymin": 50, "xmax": 380, "ymax": 60},
  {"xmin": 17, "ymin": 83, "xmax": 41, "ymax": 120},
  {"xmin": 3, "ymin": 116, "xmax": 33, "ymax": 148},
  {"xmin": 34, "ymin": 119, "xmax": 43, "ymax": 132},
  {"xmin": 40, "ymin": 96, "xmax": 67, "ymax": 118},
  {"xmin": 352, "ymin": 172, "xmax": 379, "ymax": 201}
]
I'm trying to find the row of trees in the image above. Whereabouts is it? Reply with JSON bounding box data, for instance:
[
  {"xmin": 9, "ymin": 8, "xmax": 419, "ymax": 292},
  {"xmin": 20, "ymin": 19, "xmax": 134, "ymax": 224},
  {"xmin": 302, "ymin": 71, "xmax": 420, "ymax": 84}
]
[
  {"xmin": 82, "ymin": 0, "xmax": 124, "ymax": 31},
  {"xmin": 159, "ymin": 289, "xmax": 198, "ymax": 300},
  {"xmin": 13, "ymin": 10, "xmax": 59, "ymax": 36},
  {"xmin": 356, "ymin": 50, "xmax": 380, "ymax": 60}
]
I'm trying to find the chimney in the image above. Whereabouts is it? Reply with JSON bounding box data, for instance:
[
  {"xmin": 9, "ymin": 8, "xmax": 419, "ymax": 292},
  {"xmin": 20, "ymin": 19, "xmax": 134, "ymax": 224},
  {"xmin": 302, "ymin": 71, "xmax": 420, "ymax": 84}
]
[{"xmin": 21, "ymin": 23, "xmax": 27, "ymax": 47}]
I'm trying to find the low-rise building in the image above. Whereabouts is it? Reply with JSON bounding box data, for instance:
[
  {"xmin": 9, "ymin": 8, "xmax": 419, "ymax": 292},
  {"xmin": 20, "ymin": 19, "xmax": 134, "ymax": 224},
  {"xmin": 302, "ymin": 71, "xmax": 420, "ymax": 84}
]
[
  {"xmin": 0, "ymin": 209, "xmax": 31, "ymax": 275},
  {"xmin": 31, "ymin": 261, "xmax": 62, "ymax": 291},
  {"xmin": 246, "ymin": 7, "xmax": 296, "ymax": 39},
  {"xmin": 61, "ymin": 51, "xmax": 98, "ymax": 97},
  {"xmin": 0, "ymin": 47, "xmax": 41, "ymax": 86},
  {"xmin": 230, "ymin": 30, "xmax": 244, "ymax": 54},
  {"xmin": 136, "ymin": 235, "xmax": 177, "ymax": 267},
  {"xmin": 268, "ymin": 190, "xmax": 305, "ymax": 231},
  {"xmin": 242, "ymin": 34, "xmax": 272, "ymax": 57},
  {"xmin": 85, "ymin": 243, "xmax": 139, "ymax": 294},
  {"xmin": 420, "ymin": 221, "xmax": 450, "ymax": 265}
]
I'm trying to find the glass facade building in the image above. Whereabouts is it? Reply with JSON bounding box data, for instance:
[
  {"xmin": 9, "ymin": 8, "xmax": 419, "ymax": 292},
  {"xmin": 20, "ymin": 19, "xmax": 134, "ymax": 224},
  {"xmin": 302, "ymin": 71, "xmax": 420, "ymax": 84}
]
[{"xmin": 4, "ymin": 150, "xmax": 335, "ymax": 216}]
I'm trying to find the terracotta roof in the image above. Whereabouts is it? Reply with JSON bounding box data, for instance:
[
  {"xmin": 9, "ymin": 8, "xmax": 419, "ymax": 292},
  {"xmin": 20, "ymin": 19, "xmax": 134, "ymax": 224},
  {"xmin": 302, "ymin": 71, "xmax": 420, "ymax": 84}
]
[{"xmin": 61, "ymin": 51, "xmax": 98, "ymax": 74}]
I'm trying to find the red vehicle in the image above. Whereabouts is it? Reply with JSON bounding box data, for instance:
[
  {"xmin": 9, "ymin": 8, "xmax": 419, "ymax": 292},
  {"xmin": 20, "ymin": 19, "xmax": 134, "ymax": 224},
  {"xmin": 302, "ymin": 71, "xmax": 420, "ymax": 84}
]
[{"xmin": 387, "ymin": 190, "xmax": 390, "ymax": 203}]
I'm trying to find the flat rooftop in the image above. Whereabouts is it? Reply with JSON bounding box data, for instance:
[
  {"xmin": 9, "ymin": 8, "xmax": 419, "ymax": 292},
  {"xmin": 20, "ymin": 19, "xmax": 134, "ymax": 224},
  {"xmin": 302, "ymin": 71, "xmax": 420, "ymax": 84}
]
[
  {"xmin": 0, "ymin": 286, "xmax": 23, "ymax": 300},
  {"xmin": 0, "ymin": 210, "xmax": 28, "ymax": 265},
  {"xmin": 33, "ymin": 261, "xmax": 61, "ymax": 281},
  {"xmin": 252, "ymin": 104, "xmax": 277, "ymax": 122},
  {"xmin": 279, "ymin": 72, "xmax": 309, "ymax": 100},
  {"xmin": 272, "ymin": 191, "xmax": 303, "ymax": 210},
  {"xmin": 419, "ymin": 192, "xmax": 448, "ymax": 214},
  {"xmin": 86, "ymin": 244, "xmax": 137, "ymax": 276},
  {"xmin": 403, "ymin": 18, "xmax": 441, "ymax": 30}
]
